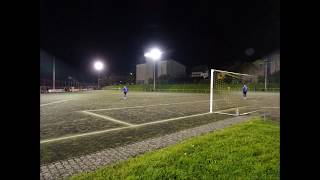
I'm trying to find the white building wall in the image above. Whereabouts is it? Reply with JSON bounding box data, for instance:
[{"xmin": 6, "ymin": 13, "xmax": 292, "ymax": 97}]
[
  {"xmin": 136, "ymin": 64, "xmax": 146, "ymax": 84},
  {"xmin": 157, "ymin": 61, "xmax": 168, "ymax": 77},
  {"xmin": 168, "ymin": 60, "xmax": 186, "ymax": 78},
  {"xmin": 136, "ymin": 60, "xmax": 186, "ymax": 84},
  {"xmin": 145, "ymin": 61, "xmax": 154, "ymax": 83}
]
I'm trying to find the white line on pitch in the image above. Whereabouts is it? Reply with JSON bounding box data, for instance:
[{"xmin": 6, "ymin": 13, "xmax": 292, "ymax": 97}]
[
  {"xmin": 240, "ymin": 109, "xmax": 262, "ymax": 115},
  {"xmin": 139, "ymin": 112, "xmax": 212, "ymax": 126},
  {"xmin": 40, "ymin": 126, "xmax": 131, "ymax": 144},
  {"xmin": 81, "ymin": 111, "xmax": 134, "ymax": 126},
  {"xmin": 212, "ymin": 112, "xmax": 238, "ymax": 116},
  {"xmin": 40, "ymin": 112, "xmax": 213, "ymax": 144},
  {"xmin": 40, "ymin": 99, "xmax": 72, "ymax": 107},
  {"xmin": 83, "ymin": 100, "xmax": 225, "ymax": 112},
  {"xmin": 215, "ymin": 106, "xmax": 251, "ymax": 112}
]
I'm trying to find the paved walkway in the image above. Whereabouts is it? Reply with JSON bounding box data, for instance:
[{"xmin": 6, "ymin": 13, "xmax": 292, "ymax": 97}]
[{"xmin": 40, "ymin": 115, "xmax": 252, "ymax": 180}]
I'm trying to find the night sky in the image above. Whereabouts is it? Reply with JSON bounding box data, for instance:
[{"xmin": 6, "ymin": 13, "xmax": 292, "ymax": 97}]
[{"xmin": 40, "ymin": 0, "xmax": 279, "ymax": 80}]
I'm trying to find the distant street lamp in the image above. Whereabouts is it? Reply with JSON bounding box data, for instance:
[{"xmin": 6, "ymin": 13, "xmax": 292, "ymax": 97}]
[
  {"xmin": 94, "ymin": 61, "xmax": 104, "ymax": 89},
  {"xmin": 144, "ymin": 48, "xmax": 162, "ymax": 91},
  {"xmin": 129, "ymin": 72, "xmax": 133, "ymax": 84}
]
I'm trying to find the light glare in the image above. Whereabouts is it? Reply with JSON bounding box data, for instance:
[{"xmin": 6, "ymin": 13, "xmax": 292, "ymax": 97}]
[
  {"xmin": 144, "ymin": 48, "xmax": 162, "ymax": 60},
  {"xmin": 94, "ymin": 61, "xmax": 104, "ymax": 71}
]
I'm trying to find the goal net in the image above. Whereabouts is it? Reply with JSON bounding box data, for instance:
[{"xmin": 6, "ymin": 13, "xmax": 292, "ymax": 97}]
[{"xmin": 210, "ymin": 69, "xmax": 259, "ymax": 115}]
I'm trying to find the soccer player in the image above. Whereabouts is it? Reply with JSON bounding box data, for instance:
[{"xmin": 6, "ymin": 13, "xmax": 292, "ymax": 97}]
[
  {"xmin": 122, "ymin": 86, "xmax": 128, "ymax": 99},
  {"xmin": 242, "ymin": 84, "xmax": 248, "ymax": 99}
]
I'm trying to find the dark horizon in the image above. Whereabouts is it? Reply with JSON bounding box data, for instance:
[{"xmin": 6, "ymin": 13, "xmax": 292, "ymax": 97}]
[{"xmin": 40, "ymin": 0, "xmax": 279, "ymax": 82}]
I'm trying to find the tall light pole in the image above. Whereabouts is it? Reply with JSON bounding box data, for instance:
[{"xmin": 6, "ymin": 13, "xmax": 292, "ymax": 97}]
[
  {"xmin": 144, "ymin": 48, "xmax": 162, "ymax": 91},
  {"xmin": 264, "ymin": 58, "xmax": 272, "ymax": 91},
  {"xmin": 94, "ymin": 61, "xmax": 104, "ymax": 89},
  {"xmin": 130, "ymin": 72, "xmax": 133, "ymax": 84},
  {"xmin": 264, "ymin": 59, "xmax": 267, "ymax": 91},
  {"xmin": 53, "ymin": 57, "xmax": 55, "ymax": 90}
]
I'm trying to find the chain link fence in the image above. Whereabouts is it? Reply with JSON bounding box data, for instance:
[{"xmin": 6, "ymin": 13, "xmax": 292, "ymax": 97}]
[{"xmin": 40, "ymin": 79, "xmax": 97, "ymax": 93}]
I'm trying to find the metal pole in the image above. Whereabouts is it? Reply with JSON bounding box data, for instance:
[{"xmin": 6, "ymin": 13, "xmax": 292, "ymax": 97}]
[
  {"xmin": 153, "ymin": 61, "xmax": 156, "ymax": 91},
  {"xmin": 53, "ymin": 57, "xmax": 55, "ymax": 90},
  {"xmin": 265, "ymin": 59, "xmax": 268, "ymax": 91},
  {"xmin": 98, "ymin": 73, "xmax": 100, "ymax": 89}
]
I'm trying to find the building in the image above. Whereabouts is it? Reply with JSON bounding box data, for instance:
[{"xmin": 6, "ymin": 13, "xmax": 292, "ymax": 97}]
[
  {"xmin": 191, "ymin": 71, "xmax": 209, "ymax": 78},
  {"xmin": 136, "ymin": 60, "xmax": 186, "ymax": 84},
  {"xmin": 191, "ymin": 65, "xmax": 209, "ymax": 79}
]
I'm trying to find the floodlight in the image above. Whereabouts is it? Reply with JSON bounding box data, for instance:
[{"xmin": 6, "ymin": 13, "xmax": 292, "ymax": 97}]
[
  {"xmin": 94, "ymin": 61, "xmax": 104, "ymax": 71},
  {"xmin": 144, "ymin": 48, "xmax": 162, "ymax": 61}
]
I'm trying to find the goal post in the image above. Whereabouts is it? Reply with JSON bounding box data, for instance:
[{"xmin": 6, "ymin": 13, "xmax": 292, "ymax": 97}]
[
  {"xmin": 209, "ymin": 69, "xmax": 214, "ymax": 113},
  {"xmin": 209, "ymin": 69, "xmax": 258, "ymax": 115}
]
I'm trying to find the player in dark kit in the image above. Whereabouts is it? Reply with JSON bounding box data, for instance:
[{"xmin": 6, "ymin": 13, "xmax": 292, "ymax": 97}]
[
  {"xmin": 122, "ymin": 86, "xmax": 128, "ymax": 99},
  {"xmin": 242, "ymin": 84, "xmax": 248, "ymax": 99}
]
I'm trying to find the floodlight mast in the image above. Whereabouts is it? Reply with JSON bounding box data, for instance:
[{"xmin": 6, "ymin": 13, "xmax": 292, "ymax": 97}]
[
  {"xmin": 53, "ymin": 57, "xmax": 55, "ymax": 90},
  {"xmin": 144, "ymin": 48, "xmax": 162, "ymax": 91},
  {"xmin": 94, "ymin": 61, "xmax": 104, "ymax": 89}
]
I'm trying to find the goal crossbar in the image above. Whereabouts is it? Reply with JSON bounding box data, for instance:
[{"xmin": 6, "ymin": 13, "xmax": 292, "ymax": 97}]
[
  {"xmin": 213, "ymin": 69, "xmax": 257, "ymax": 77},
  {"xmin": 209, "ymin": 69, "xmax": 256, "ymax": 114}
]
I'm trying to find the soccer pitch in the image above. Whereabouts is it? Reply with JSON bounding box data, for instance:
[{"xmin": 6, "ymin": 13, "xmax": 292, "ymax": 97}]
[{"xmin": 40, "ymin": 90, "xmax": 279, "ymax": 164}]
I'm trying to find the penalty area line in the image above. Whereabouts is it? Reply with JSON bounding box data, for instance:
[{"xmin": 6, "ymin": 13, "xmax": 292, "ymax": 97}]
[
  {"xmin": 40, "ymin": 126, "xmax": 130, "ymax": 144},
  {"xmin": 80, "ymin": 111, "xmax": 134, "ymax": 126},
  {"xmin": 40, "ymin": 112, "xmax": 214, "ymax": 144}
]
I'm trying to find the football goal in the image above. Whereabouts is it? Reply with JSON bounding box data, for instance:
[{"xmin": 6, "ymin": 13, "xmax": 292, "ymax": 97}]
[{"xmin": 210, "ymin": 69, "xmax": 259, "ymax": 116}]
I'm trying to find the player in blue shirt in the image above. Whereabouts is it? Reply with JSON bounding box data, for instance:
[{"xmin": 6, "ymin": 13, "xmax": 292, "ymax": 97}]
[
  {"xmin": 242, "ymin": 84, "xmax": 248, "ymax": 98},
  {"xmin": 122, "ymin": 86, "xmax": 128, "ymax": 99}
]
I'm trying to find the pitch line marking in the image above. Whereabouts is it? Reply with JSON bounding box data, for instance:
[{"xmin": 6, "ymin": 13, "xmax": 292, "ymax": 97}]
[
  {"xmin": 212, "ymin": 112, "xmax": 238, "ymax": 116},
  {"xmin": 214, "ymin": 106, "xmax": 252, "ymax": 113},
  {"xmin": 40, "ymin": 105, "xmax": 258, "ymax": 144},
  {"xmin": 139, "ymin": 112, "xmax": 211, "ymax": 126},
  {"xmin": 212, "ymin": 106, "xmax": 256, "ymax": 116},
  {"xmin": 40, "ymin": 99, "xmax": 72, "ymax": 107},
  {"xmin": 83, "ymin": 100, "xmax": 224, "ymax": 112},
  {"xmin": 240, "ymin": 109, "xmax": 262, "ymax": 116},
  {"xmin": 261, "ymin": 107, "xmax": 280, "ymax": 109},
  {"xmin": 81, "ymin": 111, "xmax": 134, "ymax": 126},
  {"xmin": 40, "ymin": 126, "xmax": 130, "ymax": 144},
  {"xmin": 40, "ymin": 112, "xmax": 213, "ymax": 144}
]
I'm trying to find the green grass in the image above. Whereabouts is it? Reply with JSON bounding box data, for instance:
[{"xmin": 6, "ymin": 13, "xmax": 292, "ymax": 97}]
[{"xmin": 69, "ymin": 118, "xmax": 280, "ymax": 180}]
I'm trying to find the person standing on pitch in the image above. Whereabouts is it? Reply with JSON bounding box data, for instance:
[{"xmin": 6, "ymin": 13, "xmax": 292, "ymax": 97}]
[
  {"xmin": 122, "ymin": 86, "xmax": 128, "ymax": 99},
  {"xmin": 242, "ymin": 84, "xmax": 248, "ymax": 99}
]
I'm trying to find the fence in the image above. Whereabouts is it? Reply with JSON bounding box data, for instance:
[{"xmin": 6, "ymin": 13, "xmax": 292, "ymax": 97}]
[
  {"xmin": 40, "ymin": 79, "xmax": 97, "ymax": 93},
  {"xmin": 104, "ymin": 85, "xmax": 280, "ymax": 94}
]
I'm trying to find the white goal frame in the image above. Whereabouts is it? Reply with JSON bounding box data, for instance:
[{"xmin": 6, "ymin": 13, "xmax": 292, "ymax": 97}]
[{"xmin": 209, "ymin": 69, "xmax": 257, "ymax": 114}]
